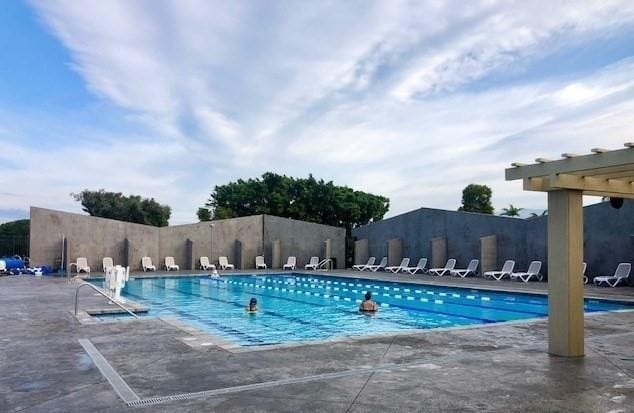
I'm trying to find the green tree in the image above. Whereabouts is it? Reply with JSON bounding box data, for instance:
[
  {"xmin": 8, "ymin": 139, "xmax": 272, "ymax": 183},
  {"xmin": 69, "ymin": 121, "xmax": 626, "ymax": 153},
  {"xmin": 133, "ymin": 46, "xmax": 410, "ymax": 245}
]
[
  {"xmin": 0, "ymin": 219, "xmax": 30, "ymax": 256},
  {"xmin": 458, "ymin": 184, "xmax": 494, "ymax": 214},
  {"xmin": 197, "ymin": 207, "xmax": 212, "ymax": 222},
  {"xmin": 529, "ymin": 210, "xmax": 548, "ymax": 218},
  {"xmin": 72, "ymin": 189, "xmax": 171, "ymax": 227},
  {"xmin": 500, "ymin": 204, "xmax": 523, "ymax": 217},
  {"xmin": 204, "ymin": 173, "xmax": 389, "ymax": 229},
  {"xmin": 202, "ymin": 173, "xmax": 390, "ymax": 264}
]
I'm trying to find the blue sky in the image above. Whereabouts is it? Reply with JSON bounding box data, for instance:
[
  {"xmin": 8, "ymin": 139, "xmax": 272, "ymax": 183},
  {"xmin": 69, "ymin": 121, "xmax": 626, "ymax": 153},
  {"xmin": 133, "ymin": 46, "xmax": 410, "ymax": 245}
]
[{"xmin": 2, "ymin": 0, "xmax": 634, "ymax": 224}]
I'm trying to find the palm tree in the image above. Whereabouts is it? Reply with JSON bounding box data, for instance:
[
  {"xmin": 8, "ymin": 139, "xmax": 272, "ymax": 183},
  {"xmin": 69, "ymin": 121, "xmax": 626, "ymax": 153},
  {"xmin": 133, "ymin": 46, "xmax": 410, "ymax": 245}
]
[
  {"xmin": 529, "ymin": 210, "xmax": 548, "ymax": 218},
  {"xmin": 501, "ymin": 204, "xmax": 523, "ymax": 217}
]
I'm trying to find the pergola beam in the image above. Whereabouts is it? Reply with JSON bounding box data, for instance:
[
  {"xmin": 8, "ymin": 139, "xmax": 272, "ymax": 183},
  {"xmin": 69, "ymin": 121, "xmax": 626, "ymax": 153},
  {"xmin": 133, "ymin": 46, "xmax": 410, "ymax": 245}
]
[
  {"xmin": 506, "ymin": 146, "xmax": 634, "ymax": 180},
  {"xmin": 523, "ymin": 176, "xmax": 634, "ymax": 199}
]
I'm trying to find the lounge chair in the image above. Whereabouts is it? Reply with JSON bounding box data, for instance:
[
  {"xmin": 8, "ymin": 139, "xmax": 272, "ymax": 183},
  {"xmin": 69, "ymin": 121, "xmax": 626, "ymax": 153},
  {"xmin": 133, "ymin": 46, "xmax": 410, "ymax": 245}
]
[
  {"xmin": 510, "ymin": 261, "xmax": 542, "ymax": 283},
  {"xmin": 219, "ymin": 256, "xmax": 234, "ymax": 270},
  {"xmin": 385, "ymin": 258, "xmax": 410, "ymax": 273},
  {"xmin": 164, "ymin": 256, "xmax": 179, "ymax": 271},
  {"xmin": 352, "ymin": 257, "xmax": 375, "ymax": 271},
  {"xmin": 451, "ymin": 259, "xmax": 479, "ymax": 278},
  {"xmin": 255, "ymin": 256, "xmax": 267, "ymax": 269},
  {"xmin": 102, "ymin": 257, "xmax": 114, "ymax": 273},
  {"xmin": 70, "ymin": 257, "xmax": 91, "ymax": 274},
  {"xmin": 582, "ymin": 262, "xmax": 588, "ymax": 285},
  {"xmin": 283, "ymin": 256, "xmax": 296, "ymax": 270},
  {"xmin": 305, "ymin": 256, "xmax": 320, "ymax": 270},
  {"xmin": 484, "ymin": 260, "xmax": 515, "ymax": 281},
  {"xmin": 142, "ymin": 256, "xmax": 156, "ymax": 272},
  {"xmin": 0, "ymin": 260, "xmax": 6, "ymax": 274},
  {"xmin": 200, "ymin": 256, "xmax": 216, "ymax": 270},
  {"xmin": 428, "ymin": 259, "xmax": 456, "ymax": 276},
  {"xmin": 593, "ymin": 263, "xmax": 631, "ymax": 287},
  {"xmin": 366, "ymin": 257, "xmax": 388, "ymax": 272},
  {"xmin": 403, "ymin": 258, "xmax": 427, "ymax": 274}
]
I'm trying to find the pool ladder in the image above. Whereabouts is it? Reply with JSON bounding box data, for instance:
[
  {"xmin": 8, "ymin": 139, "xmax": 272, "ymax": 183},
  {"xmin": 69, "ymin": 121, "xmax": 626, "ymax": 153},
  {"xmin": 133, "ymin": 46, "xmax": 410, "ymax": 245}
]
[
  {"xmin": 317, "ymin": 258, "xmax": 333, "ymax": 271},
  {"xmin": 74, "ymin": 282, "xmax": 139, "ymax": 319}
]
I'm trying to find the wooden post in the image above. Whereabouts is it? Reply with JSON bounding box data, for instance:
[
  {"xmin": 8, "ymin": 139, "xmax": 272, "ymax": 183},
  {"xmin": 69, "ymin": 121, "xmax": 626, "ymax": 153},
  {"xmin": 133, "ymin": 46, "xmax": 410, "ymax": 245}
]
[{"xmin": 547, "ymin": 190, "xmax": 584, "ymax": 357}]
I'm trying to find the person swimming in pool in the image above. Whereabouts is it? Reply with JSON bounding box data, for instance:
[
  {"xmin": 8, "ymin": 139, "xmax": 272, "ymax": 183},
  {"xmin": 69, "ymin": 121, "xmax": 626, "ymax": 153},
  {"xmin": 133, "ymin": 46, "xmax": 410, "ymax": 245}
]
[
  {"xmin": 359, "ymin": 291, "xmax": 378, "ymax": 313},
  {"xmin": 246, "ymin": 297, "xmax": 258, "ymax": 312}
]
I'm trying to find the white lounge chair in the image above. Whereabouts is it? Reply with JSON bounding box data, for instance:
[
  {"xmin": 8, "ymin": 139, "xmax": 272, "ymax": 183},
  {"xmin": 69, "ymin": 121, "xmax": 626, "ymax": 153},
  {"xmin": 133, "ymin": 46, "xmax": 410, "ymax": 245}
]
[
  {"xmin": 283, "ymin": 256, "xmax": 296, "ymax": 270},
  {"xmin": 366, "ymin": 257, "xmax": 388, "ymax": 272},
  {"xmin": 0, "ymin": 260, "xmax": 6, "ymax": 273},
  {"xmin": 403, "ymin": 258, "xmax": 427, "ymax": 274},
  {"xmin": 484, "ymin": 260, "xmax": 515, "ymax": 281},
  {"xmin": 510, "ymin": 261, "xmax": 542, "ymax": 283},
  {"xmin": 219, "ymin": 256, "xmax": 234, "ymax": 270},
  {"xmin": 582, "ymin": 262, "xmax": 588, "ymax": 285},
  {"xmin": 142, "ymin": 256, "xmax": 156, "ymax": 272},
  {"xmin": 451, "ymin": 259, "xmax": 479, "ymax": 278},
  {"xmin": 428, "ymin": 259, "xmax": 456, "ymax": 276},
  {"xmin": 593, "ymin": 263, "xmax": 631, "ymax": 287},
  {"xmin": 70, "ymin": 257, "xmax": 91, "ymax": 274},
  {"xmin": 352, "ymin": 257, "xmax": 375, "ymax": 271},
  {"xmin": 385, "ymin": 258, "xmax": 410, "ymax": 273},
  {"xmin": 102, "ymin": 257, "xmax": 114, "ymax": 273},
  {"xmin": 200, "ymin": 256, "xmax": 216, "ymax": 270},
  {"xmin": 164, "ymin": 256, "xmax": 179, "ymax": 271},
  {"xmin": 255, "ymin": 256, "xmax": 267, "ymax": 269},
  {"xmin": 305, "ymin": 256, "xmax": 320, "ymax": 270}
]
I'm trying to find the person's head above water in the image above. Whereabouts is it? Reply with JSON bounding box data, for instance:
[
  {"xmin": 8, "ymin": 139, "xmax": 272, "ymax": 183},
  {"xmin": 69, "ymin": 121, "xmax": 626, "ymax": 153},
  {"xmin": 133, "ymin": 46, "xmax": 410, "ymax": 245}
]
[
  {"xmin": 364, "ymin": 291, "xmax": 372, "ymax": 301},
  {"xmin": 249, "ymin": 297, "xmax": 257, "ymax": 306}
]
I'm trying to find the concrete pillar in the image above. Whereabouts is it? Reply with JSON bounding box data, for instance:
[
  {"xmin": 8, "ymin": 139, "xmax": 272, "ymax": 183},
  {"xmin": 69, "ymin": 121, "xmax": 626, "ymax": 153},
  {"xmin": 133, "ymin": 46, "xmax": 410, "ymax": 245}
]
[
  {"xmin": 185, "ymin": 239, "xmax": 194, "ymax": 270},
  {"xmin": 63, "ymin": 236, "xmax": 70, "ymax": 277},
  {"xmin": 324, "ymin": 238, "xmax": 333, "ymax": 268},
  {"xmin": 235, "ymin": 240, "xmax": 243, "ymax": 269},
  {"xmin": 272, "ymin": 240, "xmax": 281, "ymax": 269},
  {"xmin": 480, "ymin": 235, "xmax": 497, "ymax": 274},
  {"xmin": 354, "ymin": 239, "xmax": 369, "ymax": 266},
  {"xmin": 387, "ymin": 238, "xmax": 403, "ymax": 266},
  {"xmin": 122, "ymin": 238, "xmax": 129, "ymax": 268},
  {"xmin": 547, "ymin": 190, "xmax": 584, "ymax": 357},
  {"xmin": 431, "ymin": 237, "xmax": 447, "ymax": 268}
]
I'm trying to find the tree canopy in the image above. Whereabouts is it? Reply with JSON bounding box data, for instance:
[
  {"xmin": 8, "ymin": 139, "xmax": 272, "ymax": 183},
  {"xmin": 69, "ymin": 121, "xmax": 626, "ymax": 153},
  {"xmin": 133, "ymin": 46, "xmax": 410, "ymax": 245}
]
[
  {"xmin": 500, "ymin": 204, "xmax": 523, "ymax": 217},
  {"xmin": 0, "ymin": 219, "xmax": 30, "ymax": 257},
  {"xmin": 202, "ymin": 173, "xmax": 389, "ymax": 231},
  {"xmin": 458, "ymin": 184, "xmax": 494, "ymax": 214},
  {"xmin": 72, "ymin": 189, "xmax": 171, "ymax": 227}
]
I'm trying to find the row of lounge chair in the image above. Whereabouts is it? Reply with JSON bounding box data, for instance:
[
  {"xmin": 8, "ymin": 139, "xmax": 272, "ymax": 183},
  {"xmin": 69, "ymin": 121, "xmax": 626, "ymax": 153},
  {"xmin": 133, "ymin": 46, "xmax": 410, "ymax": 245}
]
[{"xmin": 352, "ymin": 256, "xmax": 632, "ymax": 287}]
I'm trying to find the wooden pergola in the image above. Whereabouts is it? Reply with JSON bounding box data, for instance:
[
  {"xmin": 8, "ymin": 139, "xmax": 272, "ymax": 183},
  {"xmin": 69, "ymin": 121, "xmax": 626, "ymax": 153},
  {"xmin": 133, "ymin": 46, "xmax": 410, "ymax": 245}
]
[{"xmin": 506, "ymin": 143, "xmax": 634, "ymax": 357}]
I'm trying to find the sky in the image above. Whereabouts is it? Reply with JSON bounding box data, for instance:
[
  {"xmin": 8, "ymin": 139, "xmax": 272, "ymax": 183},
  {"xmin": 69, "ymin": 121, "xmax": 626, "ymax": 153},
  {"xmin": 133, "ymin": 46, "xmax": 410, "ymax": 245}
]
[{"xmin": 2, "ymin": 0, "xmax": 634, "ymax": 224}]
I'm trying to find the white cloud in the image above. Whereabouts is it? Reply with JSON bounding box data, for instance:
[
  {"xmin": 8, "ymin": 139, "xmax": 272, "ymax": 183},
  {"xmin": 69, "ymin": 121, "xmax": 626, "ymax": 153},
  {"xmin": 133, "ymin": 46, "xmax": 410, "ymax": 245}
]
[{"xmin": 6, "ymin": 0, "xmax": 634, "ymax": 224}]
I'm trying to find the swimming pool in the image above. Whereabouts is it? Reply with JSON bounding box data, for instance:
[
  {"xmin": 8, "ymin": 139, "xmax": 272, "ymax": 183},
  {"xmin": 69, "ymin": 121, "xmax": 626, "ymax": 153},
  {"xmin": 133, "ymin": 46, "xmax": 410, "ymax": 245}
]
[{"xmin": 91, "ymin": 273, "xmax": 634, "ymax": 347}]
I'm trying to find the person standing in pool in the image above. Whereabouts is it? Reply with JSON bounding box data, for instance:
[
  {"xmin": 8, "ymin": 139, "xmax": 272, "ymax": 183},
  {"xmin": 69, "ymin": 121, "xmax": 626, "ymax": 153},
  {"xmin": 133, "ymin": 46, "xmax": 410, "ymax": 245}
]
[
  {"xmin": 246, "ymin": 297, "xmax": 258, "ymax": 312},
  {"xmin": 359, "ymin": 291, "xmax": 378, "ymax": 312}
]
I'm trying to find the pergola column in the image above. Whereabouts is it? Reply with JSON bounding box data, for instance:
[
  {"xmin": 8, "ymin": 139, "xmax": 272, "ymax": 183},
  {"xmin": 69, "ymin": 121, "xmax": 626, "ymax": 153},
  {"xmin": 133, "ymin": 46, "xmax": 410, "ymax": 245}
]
[{"xmin": 547, "ymin": 189, "xmax": 584, "ymax": 357}]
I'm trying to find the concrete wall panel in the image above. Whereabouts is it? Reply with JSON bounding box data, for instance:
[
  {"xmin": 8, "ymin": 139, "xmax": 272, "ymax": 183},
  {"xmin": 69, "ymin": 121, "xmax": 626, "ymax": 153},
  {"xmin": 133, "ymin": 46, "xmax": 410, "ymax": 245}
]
[
  {"xmin": 354, "ymin": 239, "xmax": 369, "ymax": 265},
  {"xmin": 263, "ymin": 215, "xmax": 345, "ymax": 269}
]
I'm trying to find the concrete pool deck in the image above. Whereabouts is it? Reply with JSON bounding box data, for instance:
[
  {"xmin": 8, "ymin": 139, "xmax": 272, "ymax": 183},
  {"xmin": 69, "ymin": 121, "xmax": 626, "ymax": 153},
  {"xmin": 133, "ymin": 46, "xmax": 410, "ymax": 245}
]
[{"xmin": 1, "ymin": 275, "xmax": 633, "ymax": 412}]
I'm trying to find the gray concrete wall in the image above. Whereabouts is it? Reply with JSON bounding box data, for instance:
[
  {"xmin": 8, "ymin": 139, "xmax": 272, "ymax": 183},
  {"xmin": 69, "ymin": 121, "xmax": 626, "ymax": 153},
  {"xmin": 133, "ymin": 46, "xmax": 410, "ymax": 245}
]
[
  {"xmin": 29, "ymin": 207, "xmax": 159, "ymax": 271},
  {"xmin": 149, "ymin": 215, "xmax": 265, "ymax": 270},
  {"xmin": 352, "ymin": 201, "xmax": 634, "ymax": 277},
  {"xmin": 353, "ymin": 207, "xmax": 527, "ymax": 271},
  {"xmin": 262, "ymin": 215, "xmax": 346, "ymax": 269},
  {"xmin": 30, "ymin": 208, "xmax": 342, "ymax": 271}
]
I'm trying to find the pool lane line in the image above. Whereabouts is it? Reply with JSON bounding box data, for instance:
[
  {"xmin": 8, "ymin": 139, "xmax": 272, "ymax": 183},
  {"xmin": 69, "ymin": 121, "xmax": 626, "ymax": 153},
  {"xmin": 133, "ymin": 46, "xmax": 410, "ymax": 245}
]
[
  {"xmin": 147, "ymin": 281, "xmax": 345, "ymax": 340},
  {"xmin": 232, "ymin": 280, "xmax": 502, "ymax": 323},
  {"xmin": 78, "ymin": 339, "xmax": 140, "ymax": 404}
]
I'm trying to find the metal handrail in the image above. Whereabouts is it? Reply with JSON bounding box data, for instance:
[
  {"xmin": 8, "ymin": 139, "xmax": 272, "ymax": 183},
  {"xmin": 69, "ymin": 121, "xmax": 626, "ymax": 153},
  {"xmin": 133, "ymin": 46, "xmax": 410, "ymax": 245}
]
[
  {"xmin": 318, "ymin": 258, "xmax": 333, "ymax": 271},
  {"xmin": 74, "ymin": 282, "xmax": 139, "ymax": 319}
]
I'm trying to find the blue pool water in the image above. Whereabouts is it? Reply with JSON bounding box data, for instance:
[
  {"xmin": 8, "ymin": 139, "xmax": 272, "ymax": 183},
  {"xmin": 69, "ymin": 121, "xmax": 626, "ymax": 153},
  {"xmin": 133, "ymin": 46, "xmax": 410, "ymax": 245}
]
[{"xmin": 91, "ymin": 273, "xmax": 634, "ymax": 346}]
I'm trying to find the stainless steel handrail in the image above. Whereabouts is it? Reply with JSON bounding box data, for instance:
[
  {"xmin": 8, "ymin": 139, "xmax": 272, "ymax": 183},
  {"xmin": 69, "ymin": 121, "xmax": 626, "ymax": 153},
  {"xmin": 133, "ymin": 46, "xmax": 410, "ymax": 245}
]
[
  {"xmin": 74, "ymin": 282, "xmax": 139, "ymax": 319},
  {"xmin": 318, "ymin": 258, "xmax": 333, "ymax": 271}
]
